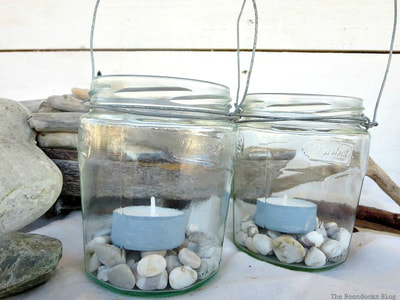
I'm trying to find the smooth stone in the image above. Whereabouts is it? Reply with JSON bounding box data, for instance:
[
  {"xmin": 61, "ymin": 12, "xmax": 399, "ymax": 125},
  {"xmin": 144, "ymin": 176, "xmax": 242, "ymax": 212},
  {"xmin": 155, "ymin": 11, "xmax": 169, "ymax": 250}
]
[
  {"xmin": 330, "ymin": 227, "xmax": 351, "ymax": 249},
  {"xmin": 252, "ymin": 234, "xmax": 273, "ymax": 255},
  {"xmin": 0, "ymin": 99, "xmax": 62, "ymax": 232},
  {"xmin": 186, "ymin": 231, "xmax": 219, "ymax": 259},
  {"xmin": 247, "ymin": 224, "xmax": 259, "ymax": 237},
  {"xmin": 85, "ymin": 236, "xmax": 111, "ymax": 254},
  {"xmin": 235, "ymin": 231, "xmax": 248, "ymax": 246},
  {"xmin": 196, "ymin": 257, "xmax": 219, "ymax": 280},
  {"xmin": 272, "ymin": 235, "xmax": 306, "ymax": 264},
  {"xmin": 169, "ymin": 266, "xmax": 198, "ymax": 290},
  {"xmin": 107, "ymin": 264, "xmax": 135, "ymax": 289},
  {"xmin": 299, "ymin": 231, "xmax": 324, "ymax": 248},
  {"xmin": 165, "ymin": 255, "xmax": 182, "ymax": 273},
  {"xmin": 88, "ymin": 253, "xmax": 102, "ymax": 272},
  {"xmin": 0, "ymin": 232, "xmax": 62, "ymax": 298},
  {"xmin": 245, "ymin": 237, "xmax": 259, "ymax": 254},
  {"xmin": 240, "ymin": 220, "xmax": 255, "ymax": 232},
  {"xmin": 137, "ymin": 254, "xmax": 166, "ymax": 277},
  {"xmin": 267, "ymin": 230, "xmax": 282, "ymax": 239},
  {"xmin": 97, "ymin": 266, "xmax": 110, "ymax": 281},
  {"xmin": 320, "ymin": 239, "xmax": 345, "ymax": 261},
  {"xmin": 135, "ymin": 269, "xmax": 168, "ymax": 291},
  {"xmin": 141, "ymin": 250, "xmax": 167, "ymax": 258},
  {"xmin": 304, "ymin": 247, "xmax": 327, "ymax": 267},
  {"xmin": 178, "ymin": 248, "xmax": 202, "ymax": 269},
  {"xmin": 93, "ymin": 243, "xmax": 125, "ymax": 267}
]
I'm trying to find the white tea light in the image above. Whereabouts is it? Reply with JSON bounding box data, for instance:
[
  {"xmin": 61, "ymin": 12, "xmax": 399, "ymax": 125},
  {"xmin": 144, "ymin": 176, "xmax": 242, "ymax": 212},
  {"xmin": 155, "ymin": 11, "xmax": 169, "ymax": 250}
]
[
  {"xmin": 111, "ymin": 197, "xmax": 186, "ymax": 251},
  {"xmin": 255, "ymin": 196, "xmax": 317, "ymax": 234}
]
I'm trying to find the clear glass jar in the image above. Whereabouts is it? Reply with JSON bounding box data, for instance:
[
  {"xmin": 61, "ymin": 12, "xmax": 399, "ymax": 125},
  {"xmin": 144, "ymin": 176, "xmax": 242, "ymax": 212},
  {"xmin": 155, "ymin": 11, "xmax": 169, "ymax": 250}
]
[
  {"xmin": 78, "ymin": 75, "xmax": 237, "ymax": 296},
  {"xmin": 233, "ymin": 93, "xmax": 370, "ymax": 271}
]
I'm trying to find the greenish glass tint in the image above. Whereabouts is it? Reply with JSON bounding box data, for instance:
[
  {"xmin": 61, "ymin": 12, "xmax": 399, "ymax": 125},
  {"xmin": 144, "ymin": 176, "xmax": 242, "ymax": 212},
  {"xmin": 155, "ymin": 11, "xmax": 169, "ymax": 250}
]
[
  {"xmin": 78, "ymin": 75, "xmax": 237, "ymax": 296},
  {"xmin": 233, "ymin": 93, "xmax": 370, "ymax": 271}
]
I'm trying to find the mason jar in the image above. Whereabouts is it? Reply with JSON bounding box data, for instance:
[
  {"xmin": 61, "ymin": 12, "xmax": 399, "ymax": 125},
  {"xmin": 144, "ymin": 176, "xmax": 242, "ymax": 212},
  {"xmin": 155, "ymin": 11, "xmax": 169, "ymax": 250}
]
[
  {"xmin": 78, "ymin": 75, "xmax": 237, "ymax": 296},
  {"xmin": 233, "ymin": 93, "xmax": 370, "ymax": 271}
]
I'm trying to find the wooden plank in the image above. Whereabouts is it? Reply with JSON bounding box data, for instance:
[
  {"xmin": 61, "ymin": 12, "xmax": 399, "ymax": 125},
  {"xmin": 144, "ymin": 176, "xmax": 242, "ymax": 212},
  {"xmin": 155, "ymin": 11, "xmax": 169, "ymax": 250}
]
[
  {"xmin": 0, "ymin": 0, "xmax": 398, "ymax": 51},
  {"xmin": 0, "ymin": 51, "xmax": 399, "ymax": 175}
]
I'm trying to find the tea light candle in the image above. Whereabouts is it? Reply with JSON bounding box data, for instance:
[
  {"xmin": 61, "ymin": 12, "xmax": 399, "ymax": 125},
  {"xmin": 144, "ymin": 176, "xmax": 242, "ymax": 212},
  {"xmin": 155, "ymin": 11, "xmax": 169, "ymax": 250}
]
[
  {"xmin": 255, "ymin": 196, "xmax": 317, "ymax": 234},
  {"xmin": 111, "ymin": 197, "xmax": 186, "ymax": 251}
]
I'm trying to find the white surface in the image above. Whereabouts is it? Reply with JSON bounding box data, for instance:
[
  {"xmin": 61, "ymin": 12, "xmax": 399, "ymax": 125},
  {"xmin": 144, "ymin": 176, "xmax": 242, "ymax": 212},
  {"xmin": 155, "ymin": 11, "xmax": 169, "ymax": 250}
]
[
  {"xmin": 9, "ymin": 177, "xmax": 400, "ymax": 300},
  {"xmin": 1, "ymin": 0, "xmax": 398, "ymax": 51}
]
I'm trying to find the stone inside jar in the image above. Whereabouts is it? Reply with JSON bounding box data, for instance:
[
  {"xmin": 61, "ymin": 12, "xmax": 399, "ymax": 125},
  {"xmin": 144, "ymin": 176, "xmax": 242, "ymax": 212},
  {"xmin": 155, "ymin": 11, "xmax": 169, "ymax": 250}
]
[
  {"xmin": 235, "ymin": 214, "xmax": 352, "ymax": 268},
  {"xmin": 85, "ymin": 223, "xmax": 221, "ymax": 291}
]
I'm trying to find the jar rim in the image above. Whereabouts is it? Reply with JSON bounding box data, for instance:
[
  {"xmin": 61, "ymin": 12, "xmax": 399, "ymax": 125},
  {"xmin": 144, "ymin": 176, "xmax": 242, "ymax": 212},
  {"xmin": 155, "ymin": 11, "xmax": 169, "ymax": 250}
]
[
  {"xmin": 89, "ymin": 74, "xmax": 230, "ymax": 98},
  {"xmin": 88, "ymin": 74, "xmax": 232, "ymax": 119}
]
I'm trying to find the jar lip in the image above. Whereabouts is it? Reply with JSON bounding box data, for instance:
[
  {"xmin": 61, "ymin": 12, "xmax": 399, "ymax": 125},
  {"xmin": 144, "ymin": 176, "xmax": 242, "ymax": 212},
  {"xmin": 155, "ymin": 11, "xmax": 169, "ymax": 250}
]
[
  {"xmin": 89, "ymin": 74, "xmax": 230, "ymax": 97},
  {"xmin": 245, "ymin": 93, "xmax": 363, "ymax": 105},
  {"xmin": 243, "ymin": 93, "xmax": 364, "ymax": 113}
]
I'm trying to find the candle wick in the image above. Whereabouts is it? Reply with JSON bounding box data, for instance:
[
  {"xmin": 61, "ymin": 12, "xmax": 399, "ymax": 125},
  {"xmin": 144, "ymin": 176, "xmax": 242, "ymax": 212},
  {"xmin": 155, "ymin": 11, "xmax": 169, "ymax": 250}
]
[{"xmin": 150, "ymin": 196, "xmax": 157, "ymax": 216}]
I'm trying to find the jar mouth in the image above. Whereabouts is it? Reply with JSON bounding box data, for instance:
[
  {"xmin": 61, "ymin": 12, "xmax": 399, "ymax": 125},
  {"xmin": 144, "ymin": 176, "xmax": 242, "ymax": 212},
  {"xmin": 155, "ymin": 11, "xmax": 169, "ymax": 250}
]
[
  {"xmin": 89, "ymin": 74, "xmax": 231, "ymax": 113},
  {"xmin": 243, "ymin": 93, "xmax": 364, "ymax": 114},
  {"xmin": 239, "ymin": 93, "xmax": 368, "ymax": 127}
]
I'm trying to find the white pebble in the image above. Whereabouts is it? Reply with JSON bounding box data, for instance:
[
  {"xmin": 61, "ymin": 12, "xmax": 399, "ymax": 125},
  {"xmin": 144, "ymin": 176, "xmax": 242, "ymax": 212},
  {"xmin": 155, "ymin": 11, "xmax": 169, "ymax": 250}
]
[
  {"xmin": 245, "ymin": 237, "xmax": 259, "ymax": 254},
  {"xmin": 93, "ymin": 243, "xmax": 125, "ymax": 267},
  {"xmin": 241, "ymin": 220, "xmax": 255, "ymax": 232},
  {"xmin": 299, "ymin": 231, "xmax": 324, "ymax": 248},
  {"xmin": 304, "ymin": 247, "xmax": 327, "ymax": 267},
  {"xmin": 141, "ymin": 250, "xmax": 167, "ymax": 258},
  {"xmin": 330, "ymin": 227, "xmax": 351, "ymax": 249},
  {"xmin": 137, "ymin": 254, "xmax": 166, "ymax": 277},
  {"xmin": 321, "ymin": 239, "xmax": 345, "ymax": 261},
  {"xmin": 247, "ymin": 224, "xmax": 259, "ymax": 237},
  {"xmin": 267, "ymin": 230, "xmax": 282, "ymax": 239},
  {"xmin": 272, "ymin": 235, "xmax": 306, "ymax": 264},
  {"xmin": 169, "ymin": 266, "xmax": 198, "ymax": 290},
  {"xmin": 324, "ymin": 222, "xmax": 338, "ymax": 230},
  {"xmin": 97, "ymin": 265, "xmax": 109, "ymax": 281},
  {"xmin": 178, "ymin": 248, "xmax": 202, "ymax": 269},
  {"xmin": 235, "ymin": 231, "xmax": 248, "ymax": 246},
  {"xmin": 85, "ymin": 236, "xmax": 111, "ymax": 254},
  {"xmin": 88, "ymin": 253, "xmax": 102, "ymax": 272},
  {"xmin": 196, "ymin": 257, "xmax": 219, "ymax": 279},
  {"xmin": 252, "ymin": 234, "xmax": 273, "ymax": 255},
  {"xmin": 165, "ymin": 254, "xmax": 182, "ymax": 273},
  {"xmin": 186, "ymin": 223, "xmax": 200, "ymax": 234},
  {"xmin": 107, "ymin": 264, "xmax": 136, "ymax": 289},
  {"xmin": 136, "ymin": 269, "xmax": 168, "ymax": 291}
]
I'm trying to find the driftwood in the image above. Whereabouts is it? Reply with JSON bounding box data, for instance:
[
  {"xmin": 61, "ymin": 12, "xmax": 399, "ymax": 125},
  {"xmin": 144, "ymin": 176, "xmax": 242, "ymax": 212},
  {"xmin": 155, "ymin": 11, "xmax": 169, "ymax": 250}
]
[
  {"xmin": 28, "ymin": 112, "xmax": 83, "ymax": 132},
  {"xmin": 37, "ymin": 132, "xmax": 78, "ymax": 149},
  {"xmin": 46, "ymin": 95, "xmax": 89, "ymax": 112},
  {"xmin": 367, "ymin": 157, "xmax": 400, "ymax": 206}
]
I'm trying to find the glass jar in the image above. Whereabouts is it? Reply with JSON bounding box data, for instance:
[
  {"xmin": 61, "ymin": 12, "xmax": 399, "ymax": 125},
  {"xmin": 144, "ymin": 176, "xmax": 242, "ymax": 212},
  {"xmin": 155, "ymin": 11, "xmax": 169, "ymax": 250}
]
[
  {"xmin": 78, "ymin": 75, "xmax": 237, "ymax": 296},
  {"xmin": 233, "ymin": 93, "xmax": 370, "ymax": 271}
]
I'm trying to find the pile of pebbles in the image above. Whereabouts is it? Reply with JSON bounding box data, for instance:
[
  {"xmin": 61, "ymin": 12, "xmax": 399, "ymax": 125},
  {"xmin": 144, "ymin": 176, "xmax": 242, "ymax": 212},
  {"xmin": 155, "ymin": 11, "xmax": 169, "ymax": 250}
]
[
  {"xmin": 85, "ymin": 228, "xmax": 221, "ymax": 291},
  {"xmin": 236, "ymin": 215, "xmax": 351, "ymax": 268}
]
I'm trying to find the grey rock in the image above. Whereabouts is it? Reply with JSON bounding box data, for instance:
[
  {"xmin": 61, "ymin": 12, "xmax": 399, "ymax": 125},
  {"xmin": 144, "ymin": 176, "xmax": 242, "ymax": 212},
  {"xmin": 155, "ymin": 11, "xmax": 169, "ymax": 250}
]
[
  {"xmin": 0, "ymin": 98, "xmax": 63, "ymax": 232},
  {"xmin": 0, "ymin": 231, "xmax": 63, "ymax": 298}
]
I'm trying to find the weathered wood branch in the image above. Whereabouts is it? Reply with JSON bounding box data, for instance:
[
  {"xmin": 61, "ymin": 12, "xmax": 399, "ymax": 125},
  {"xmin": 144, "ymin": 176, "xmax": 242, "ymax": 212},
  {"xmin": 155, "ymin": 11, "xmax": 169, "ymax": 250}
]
[
  {"xmin": 28, "ymin": 112, "xmax": 82, "ymax": 132},
  {"xmin": 366, "ymin": 157, "xmax": 400, "ymax": 206}
]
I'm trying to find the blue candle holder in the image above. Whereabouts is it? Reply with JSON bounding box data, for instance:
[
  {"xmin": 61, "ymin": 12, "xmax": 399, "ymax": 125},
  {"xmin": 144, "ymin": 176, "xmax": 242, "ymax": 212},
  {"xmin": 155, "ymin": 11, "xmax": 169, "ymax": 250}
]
[{"xmin": 255, "ymin": 197, "xmax": 317, "ymax": 234}]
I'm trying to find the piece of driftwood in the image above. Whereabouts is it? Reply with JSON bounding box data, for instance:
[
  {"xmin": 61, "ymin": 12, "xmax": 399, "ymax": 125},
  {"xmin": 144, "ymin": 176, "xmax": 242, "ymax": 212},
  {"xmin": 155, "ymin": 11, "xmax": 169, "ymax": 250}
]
[
  {"xmin": 28, "ymin": 112, "xmax": 83, "ymax": 132},
  {"xmin": 71, "ymin": 88, "xmax": 89, "ymax": 100},
  {"xmin": 356, "ymin": 205, "xmax": 400, "ymax": 231},
  {"xmin": 37, "ymin": 132, "xmax": 78, "ymax": 149},
  {"xmin": 47, "ymin": 95, "xmax": 90, "ymax": 112},
  {"xmin": 367, "ymin": 157, "xmax": 400, "ymax": 206}
]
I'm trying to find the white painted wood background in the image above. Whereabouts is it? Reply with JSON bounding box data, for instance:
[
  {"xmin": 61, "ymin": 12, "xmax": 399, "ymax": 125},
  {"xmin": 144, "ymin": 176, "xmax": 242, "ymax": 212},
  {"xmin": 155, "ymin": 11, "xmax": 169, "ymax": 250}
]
[{"xmin": 1, "ymin": 0, "xmax": 399, "ymax": 178}]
